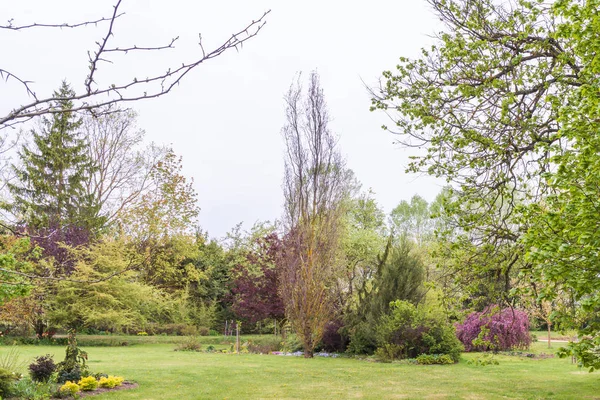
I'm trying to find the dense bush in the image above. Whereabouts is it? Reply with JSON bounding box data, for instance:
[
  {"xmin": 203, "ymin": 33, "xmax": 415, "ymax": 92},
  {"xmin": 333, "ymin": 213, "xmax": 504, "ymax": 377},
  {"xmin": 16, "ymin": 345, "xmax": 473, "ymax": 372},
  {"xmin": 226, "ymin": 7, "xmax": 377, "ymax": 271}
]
[
  {"xmin": 375, "ymin": 300, "xmax": 463, "ymax": 362},
  {"xmin": 455, "ymin": 306, "xmax": 531, "ymax": 352},
  {"xmin": 57, "ymin": 365, "xmax": 83, "ymax": 384},
  {"xmin": 58, "ymin": 380, "xmax": 80, "ymax": 397},
  {"xmin": 247, "ymin": 336, "xmax": 281, "ymax": 354},
  {"xmin": 280, "ymin": 334, "xmax": 304, "ymax": 353},
  {"xmin": 28, "ymin": 354, "xmax": 56, "ymax": 382},
  {"xmin": 197, "ymin": 326, "xmax": 210, "ymax": 336},
  {"xmin": 415, "ymin": 354, "xmax": 455, "ymax": 365},
  {"xmin": 11, "ymin": 376, "xmax": 54, "ymax": 399},
  {"xmin": 0, "ymin": 336, "xmax": 68, "ymax": 346},
  {"xmin": 346, "ymin": 321, "xmax": 378, "ymax": 355},
  {"xmin": 98, "ymin": 375, "xmax": 124, "ymax": 388},
  {"xmin": 174, "ymin": 336, "xmax": 202, "ymax": 352},
  {"xmin": 319, "ymin": 320, "xmax": 347, "ymax": 352},
  {"xmin": 78, "ymin": 376, "xmax": 99, "ymax": 391}
]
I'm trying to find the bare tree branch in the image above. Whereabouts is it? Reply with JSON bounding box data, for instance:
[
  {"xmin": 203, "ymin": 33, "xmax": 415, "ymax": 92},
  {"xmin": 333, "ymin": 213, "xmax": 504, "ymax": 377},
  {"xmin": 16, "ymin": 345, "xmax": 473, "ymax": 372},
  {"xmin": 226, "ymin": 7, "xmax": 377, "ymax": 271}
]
[
  {"xmin": 1, "ymin": 14, "xmax": 124, "ymax": 31},
  {"xmin": 1, "ymin": 5, "xmax": 270, "ymax": 130}
]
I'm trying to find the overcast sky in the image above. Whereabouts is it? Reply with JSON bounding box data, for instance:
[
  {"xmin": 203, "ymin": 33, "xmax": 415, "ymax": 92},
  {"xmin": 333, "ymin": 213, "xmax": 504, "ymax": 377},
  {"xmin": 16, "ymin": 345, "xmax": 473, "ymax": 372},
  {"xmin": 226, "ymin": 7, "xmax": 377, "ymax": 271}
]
[{"xmin": 2, "ymin": 0, "xmax": 446, "ymax": 239}]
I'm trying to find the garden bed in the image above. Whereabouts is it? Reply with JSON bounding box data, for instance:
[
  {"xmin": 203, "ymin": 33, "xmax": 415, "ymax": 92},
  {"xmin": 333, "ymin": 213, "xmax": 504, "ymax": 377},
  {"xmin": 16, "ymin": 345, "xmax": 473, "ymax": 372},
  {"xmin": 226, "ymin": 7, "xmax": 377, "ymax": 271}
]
[{"xmin": 76, "ymin": 381, "xmax": 138, "ymax": 398}]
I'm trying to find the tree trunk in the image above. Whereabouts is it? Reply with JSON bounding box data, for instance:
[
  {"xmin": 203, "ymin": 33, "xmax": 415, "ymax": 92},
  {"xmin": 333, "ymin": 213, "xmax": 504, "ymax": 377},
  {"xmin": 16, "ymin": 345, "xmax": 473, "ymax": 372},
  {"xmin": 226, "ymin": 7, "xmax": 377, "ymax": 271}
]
[
  {"xmin": 34, "ymin": 318, "xmax": 45, "ymax": 339},
  {"xmin": 547, "ymin": 321, "xmax": 552, "ymax": 349}
]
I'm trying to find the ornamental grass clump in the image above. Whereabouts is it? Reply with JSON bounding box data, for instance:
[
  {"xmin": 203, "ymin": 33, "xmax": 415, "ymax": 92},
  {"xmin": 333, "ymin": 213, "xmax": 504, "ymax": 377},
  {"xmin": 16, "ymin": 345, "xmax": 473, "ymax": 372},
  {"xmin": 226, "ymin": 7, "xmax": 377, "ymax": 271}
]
[{"xmin": 455, "ymin": 306, "xmax": 531, "ymax": 352}]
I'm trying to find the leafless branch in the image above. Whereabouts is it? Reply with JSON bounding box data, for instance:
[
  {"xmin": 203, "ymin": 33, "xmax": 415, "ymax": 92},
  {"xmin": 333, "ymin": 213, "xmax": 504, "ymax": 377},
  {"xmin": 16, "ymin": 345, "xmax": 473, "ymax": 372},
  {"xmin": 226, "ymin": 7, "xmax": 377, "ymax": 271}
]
[
  {"xmin": 1, "ymin": 14, "xmax": 124, "ymax": 31},
  {"xmin": 1, "ymin": 5, "xmax": 270, "ymax": 130}
]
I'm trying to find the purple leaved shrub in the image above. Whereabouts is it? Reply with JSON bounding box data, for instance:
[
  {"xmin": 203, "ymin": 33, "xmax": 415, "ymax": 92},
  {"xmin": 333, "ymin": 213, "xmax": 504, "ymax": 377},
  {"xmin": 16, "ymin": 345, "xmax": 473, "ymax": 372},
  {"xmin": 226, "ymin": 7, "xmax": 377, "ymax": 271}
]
[{"xmin": 456, "ymin": 306, "xmax": 531, "ymax": 352}]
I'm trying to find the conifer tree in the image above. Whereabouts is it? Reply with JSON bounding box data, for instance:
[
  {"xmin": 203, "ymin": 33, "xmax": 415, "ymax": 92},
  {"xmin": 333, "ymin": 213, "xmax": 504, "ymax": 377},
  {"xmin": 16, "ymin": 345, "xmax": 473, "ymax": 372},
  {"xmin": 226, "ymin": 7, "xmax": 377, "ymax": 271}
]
[{"xmin": 9, "ymin": 81, "xmax": 102, "ymax": 233}]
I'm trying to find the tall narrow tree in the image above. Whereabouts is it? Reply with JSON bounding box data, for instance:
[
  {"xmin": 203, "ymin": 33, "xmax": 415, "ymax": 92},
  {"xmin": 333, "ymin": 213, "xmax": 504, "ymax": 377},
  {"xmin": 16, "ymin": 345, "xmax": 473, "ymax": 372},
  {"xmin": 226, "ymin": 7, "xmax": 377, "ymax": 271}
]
[{"xmin": 280, "ymin": 71, "xmax": 350, "ymax": 358}]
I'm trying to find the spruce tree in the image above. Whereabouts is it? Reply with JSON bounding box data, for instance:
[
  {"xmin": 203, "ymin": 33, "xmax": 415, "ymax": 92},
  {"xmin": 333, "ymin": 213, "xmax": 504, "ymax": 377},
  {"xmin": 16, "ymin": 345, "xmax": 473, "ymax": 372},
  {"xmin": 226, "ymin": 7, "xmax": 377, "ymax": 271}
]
[{"xmin": 9, "ymin": 81, "xmax": 103, "ymax": 233}]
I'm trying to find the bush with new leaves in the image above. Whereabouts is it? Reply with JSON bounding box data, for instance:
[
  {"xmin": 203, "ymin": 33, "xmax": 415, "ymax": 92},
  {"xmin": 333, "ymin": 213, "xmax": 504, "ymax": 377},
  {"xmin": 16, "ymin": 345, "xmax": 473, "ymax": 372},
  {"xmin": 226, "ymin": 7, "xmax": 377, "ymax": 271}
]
[
  {"xmin": 78, "ymin": 376, "xmax": 98, "ymax": 391},
  {"xmin": 375, "ymin": 300, "xmax": 463, "ymax": 362},
  {"xmin": 59, "ymin": 381, "xmax": 80, "ymax": 397},
  {"xmin": 455, "ymin": 306, "xmax": 531, "ymax": 352},
  {"xmin": 98, "ymin": 375, "xmax": 124, "ymax": 388}
]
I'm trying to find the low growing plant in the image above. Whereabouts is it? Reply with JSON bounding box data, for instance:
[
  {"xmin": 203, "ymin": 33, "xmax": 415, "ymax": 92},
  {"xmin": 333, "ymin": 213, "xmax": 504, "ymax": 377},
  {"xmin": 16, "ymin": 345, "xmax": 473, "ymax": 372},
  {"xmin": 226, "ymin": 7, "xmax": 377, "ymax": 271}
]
[
  {"xmin": 29, "ymin": 354, "xmax": 56, "ymax": 383},
  {"xmin": 58, "ymin": 381, "xmax": 80, "ymax": 397},
  {"xmin": 98, "ymin": 375, "xmax": 124, "ymax": 389},
  {"xmin": 78, "ymin": 376, "xmax": 98, "ymax": 391},
  {"xmin": 247, "ymin": 336, "xmax": 281, "ymax": 354},
  {"xmin": 467, "ymin": 354, "xmax": 500, "ymax": 366},
  {"xmin": 11, "ymin": 376, "xmax": 54, "ymax": 400},
  {"xmin": 415, "ymin": 354, "xmax": 455, "ymax": 365},
  {"xmin": 174, "ymin": 336, "xmax": 202, "ymax": 352}
]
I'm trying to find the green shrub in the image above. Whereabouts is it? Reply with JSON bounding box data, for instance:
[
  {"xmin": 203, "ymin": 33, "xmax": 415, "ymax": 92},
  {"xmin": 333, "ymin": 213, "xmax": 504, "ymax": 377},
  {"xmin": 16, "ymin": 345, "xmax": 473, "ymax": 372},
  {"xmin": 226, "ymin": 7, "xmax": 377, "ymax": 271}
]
[
  {"xmin": 280, "ymin": 334, "xmax": 303, "ymax": 353},
  {"xmin": 98, "ymin": 375, "xmax": 124, "ymax": 388},
  {"xmin": 58, "ymin": 381, "xmax": 80, "ymax": 397},
  {"xmin": 174, "ymin": 336, "xmax": 202, "ymax": 352},
  {"xmin": 415, "ymin": 354, "xmax": 455, "ymax": 365},
  {"xmin": 0, "ymin": 367, "xmax": 18, "ymax": 397},
  {"xmin": 57, "ymin": 365, "xmax": 82, "ymax": 384},
  {"xmin": 152, "ymin": 323, "xmax": 198, "ymax": 336},
  {"xmin": 374, "ymin": 344, "xmax": 404, "ymax": 362},
  {"xmin": 11, "ymin": 376, "xmax": 55, "ymax": 400},
  {"xmin": 375, "ymin": 300, "xmax": 463, "ymax": 362},
  {"xmin": 78, "ymin": 376, "xmax": 98, "ymax": 391},
  {"xmin": 347, "ymin": 322, "xmax": 378, "ymax": 355},
  {"xmin": 197, "ymin": 326, "xmax": 210, "ymax": 336},
  {"xmin": 247, "ymin": 336, "xmax": 281, "ymax": 354},
  {"xmin": 29, "ymin": 354, "xmax": 56, "ymax": 382}
]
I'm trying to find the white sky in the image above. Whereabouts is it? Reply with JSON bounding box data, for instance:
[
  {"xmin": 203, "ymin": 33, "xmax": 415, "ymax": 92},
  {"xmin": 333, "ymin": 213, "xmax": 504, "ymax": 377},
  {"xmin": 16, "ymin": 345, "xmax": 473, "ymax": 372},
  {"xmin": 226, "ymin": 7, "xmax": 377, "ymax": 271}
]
[{"xmin": 2, "ymin": 0, "xmax": 446, "ymax": 239}]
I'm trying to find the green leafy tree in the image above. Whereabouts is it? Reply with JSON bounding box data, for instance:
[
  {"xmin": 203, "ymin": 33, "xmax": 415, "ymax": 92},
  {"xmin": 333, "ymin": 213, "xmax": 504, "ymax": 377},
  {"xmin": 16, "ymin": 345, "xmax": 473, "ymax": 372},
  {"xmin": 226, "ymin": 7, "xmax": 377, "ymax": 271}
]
[
  {"xmin": 46, "ymin": 239, "xmax": 176, "ymax": 333},
  {"xmin": 0, "ymin": 235, "xmax": 35, "ymax": 304},
  {"xmin": 120, "ymin": 149, "xmax": 199, "ymax": 242},
  {"xmin": 390, "ymin": 195, "xmax": 431, "ymax": 245},
  {"xmin": 337, "ymin": 189, "xmax": 387, "ymax": 311},
  {"xmin": 371, "ymin": 0, "xmax": 600, "ymax": 368}
]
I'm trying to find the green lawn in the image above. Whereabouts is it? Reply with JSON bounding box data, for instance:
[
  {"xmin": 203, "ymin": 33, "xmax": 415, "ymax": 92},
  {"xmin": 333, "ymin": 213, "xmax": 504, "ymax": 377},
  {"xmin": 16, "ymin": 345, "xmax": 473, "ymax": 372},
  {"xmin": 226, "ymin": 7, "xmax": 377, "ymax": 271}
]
[
  {"xmin": 1, "ymin": 341, "xmax": 598, "ymax": 399},
  {"xmin": 530, "ymin": 330, "xmax": 579, "ymax": 341}
]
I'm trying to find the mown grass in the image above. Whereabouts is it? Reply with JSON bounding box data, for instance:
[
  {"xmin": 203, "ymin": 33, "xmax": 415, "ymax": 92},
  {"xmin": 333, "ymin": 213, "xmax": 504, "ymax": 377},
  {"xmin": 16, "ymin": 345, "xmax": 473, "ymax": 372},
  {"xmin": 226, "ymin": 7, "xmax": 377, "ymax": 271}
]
[
  {"xmin": 1, "ymin": 340, "xmax": 598, "ymax": 399},
  {"xmin": 530, "ymin": 330, "xmax": 578, "ymax": 341}
]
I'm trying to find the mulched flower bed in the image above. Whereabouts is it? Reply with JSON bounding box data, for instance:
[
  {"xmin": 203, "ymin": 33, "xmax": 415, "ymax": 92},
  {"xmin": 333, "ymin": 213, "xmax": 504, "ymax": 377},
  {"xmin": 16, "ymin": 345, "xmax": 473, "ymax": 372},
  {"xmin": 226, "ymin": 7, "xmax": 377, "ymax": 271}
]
[{"xmin": 65, "ymin": 382, "xmax": 138, "ymax": 398}]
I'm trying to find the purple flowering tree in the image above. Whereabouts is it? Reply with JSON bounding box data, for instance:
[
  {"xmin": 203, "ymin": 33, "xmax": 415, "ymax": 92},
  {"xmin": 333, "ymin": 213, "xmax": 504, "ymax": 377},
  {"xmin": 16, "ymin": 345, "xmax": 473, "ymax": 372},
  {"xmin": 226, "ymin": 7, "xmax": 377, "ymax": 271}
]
[{"xmin": 456, "ymin": 306, "xmax": 531, "ymax": 352}]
